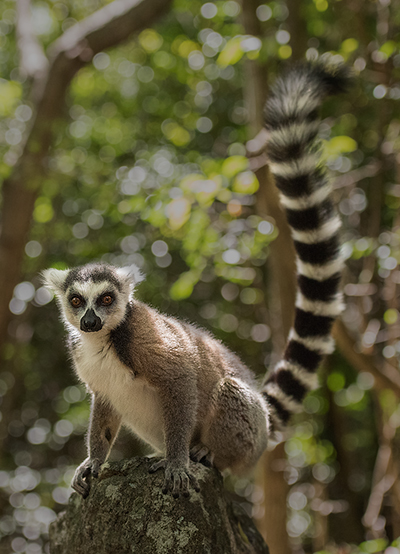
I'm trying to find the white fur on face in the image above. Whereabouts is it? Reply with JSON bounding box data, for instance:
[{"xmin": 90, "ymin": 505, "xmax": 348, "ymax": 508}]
[
  {"xmin": 60, "ymin": 280, "xmax": 131, "ymax": 334},
  {"xmin": 42, "ymin": 263, "xmax": 144, "ymax": 334}
]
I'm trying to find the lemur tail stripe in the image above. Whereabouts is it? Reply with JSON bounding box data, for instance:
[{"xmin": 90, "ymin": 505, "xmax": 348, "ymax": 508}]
[
  {"xmin": 279, "ymin": 183, "xmax": 332, "ymax": 210},
  {"xmin": 261, "ymin": 56, "xmax": 352, "ymax": 429},
  {"xmin": 286, "ymin": 201, "xmax": 335, "ymax": 232},
  {"xmin": 275, "ymin": 360, "xmax": 319, "ymax": 390},
  {"xmin": 297, "ymin": 274, "xmax": 341, "ymax": 301},
  {"xmin": 267, "ymin": 121, "xmax": 320, "ymax": 160},
  {"xmin": 296, "ymin": 257, "xmax": 344, "ymax": 281},
  {"xmin": 291, "ymin": 215, "xmax": 341, "ymax": 244},
  {"xmin": 288, "ymin": 330, "xmax": 335, "ymax": 356},
  {"xmin": 284, "ymin": 340, "xmax": 322, "ymax": 371},
  {"xmin": 295, "ymin": 292, "xmax": 344, "ymax": 318},
  {"xmin": 269, "ymin": 155, "xmax": 321, "ymax": 179}
]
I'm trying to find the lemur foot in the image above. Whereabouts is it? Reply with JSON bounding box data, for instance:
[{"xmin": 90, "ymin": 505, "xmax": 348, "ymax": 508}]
[
  {"xmin": 190, "ymin": 444, "xmax": 215, "ymax": 468},
  {"xmin": 149, "ymin": 458, "xmax": 200, "ymax": 498},
  {"xmin": 72, "ymin": 457, "xmax": 102, "ymax": 499}
]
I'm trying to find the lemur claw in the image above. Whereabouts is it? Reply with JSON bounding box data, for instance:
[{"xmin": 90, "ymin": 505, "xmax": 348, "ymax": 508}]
[
  {"xmin": 72, "ymin": 457, "xmax": 102, "ymax": 498},
  {"xmin": 149, "ymin": 458, "xmax": 200, "ymax": 497}
]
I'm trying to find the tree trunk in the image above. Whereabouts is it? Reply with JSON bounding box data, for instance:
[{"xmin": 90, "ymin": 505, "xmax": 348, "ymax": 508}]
[
  {"xmin": 0, "ymin": 0, "xmax": 173, "ymax": 352},
  {"xmin": 254, "ymin": 165, "xmax": 296, "ymax": 554},
  {"xmin": 49, "ymin": 458, "xmax": 269, "ymax": 554},
  {"xmin": 240, "ymin": 1, "xmax": 297, "ymax": 551}
]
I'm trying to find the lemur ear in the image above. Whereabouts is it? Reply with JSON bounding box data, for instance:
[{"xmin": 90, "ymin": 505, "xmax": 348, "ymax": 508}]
[
  {"xmin": 116, "ymin": 264, "xmax": 145, "ymax": 287},
  {"xmin": 41, "ymin": 268, "xmax": 70, "ymax": 293}
]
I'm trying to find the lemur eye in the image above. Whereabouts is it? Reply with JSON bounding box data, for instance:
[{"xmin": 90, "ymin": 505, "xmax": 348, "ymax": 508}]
[
  {"xmin": 70, "ymin": 297, "xmax": 82, "ymax": 308},
  {"xmin": 102, "ymin": 295, "xmax": 113, "ymax": 306}
]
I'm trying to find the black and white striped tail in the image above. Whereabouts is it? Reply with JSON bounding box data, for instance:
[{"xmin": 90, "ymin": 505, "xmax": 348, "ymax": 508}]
[{"xmin": 261, "ymin": 55, "xmax": 352, "ymax": 430}]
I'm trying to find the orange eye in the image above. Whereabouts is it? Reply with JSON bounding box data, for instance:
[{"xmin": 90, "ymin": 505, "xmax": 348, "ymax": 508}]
[
  {"xmin": 102, "ymin": 295, "xmax": 113, "ymax": 306},
  {"xmin": 70, "ymin": 297, "xmax": 82, "ymax": 308}
]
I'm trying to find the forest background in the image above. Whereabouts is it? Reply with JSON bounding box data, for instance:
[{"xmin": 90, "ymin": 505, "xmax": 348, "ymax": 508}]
[{"xmin": 0, "ymin": 0, "xmax": 399, "ymax": 553}]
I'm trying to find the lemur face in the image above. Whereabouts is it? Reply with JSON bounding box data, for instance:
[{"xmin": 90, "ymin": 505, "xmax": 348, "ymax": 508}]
[
  {"xmin": 64, "ymin": 280, "xmax": 123, "ymax": 333},
  {"xmin": 42, "ymin": 263, "xmax": 143, "ymax": 334}
]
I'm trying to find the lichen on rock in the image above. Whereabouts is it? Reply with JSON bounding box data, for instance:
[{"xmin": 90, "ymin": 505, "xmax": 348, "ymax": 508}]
[{"xmin": 49, "ymin": 457, "xmax": 269, "ymax": 554}]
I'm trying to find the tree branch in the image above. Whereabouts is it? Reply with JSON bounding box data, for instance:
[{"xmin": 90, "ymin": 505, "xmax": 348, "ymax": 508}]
[
  {"xmin": 0, "ymin": 0, "xmax": 173, "ymax": 348},
  {"xmin": 50, "ymin": 0, "xmax": 171, "ymax": 59},
  {"xmin": 362, "ymin": 429, "xmax": 395, "ymax": 533},
  {"xmin": 286, "ymin": 0, "xmax": 307, "ymax": 61},
  {"xmin": 32, "ymin": 0, "xmax": 173, "ymax": 140},
  {"xmin": 246, "ymin": 128, "xmax": 269, "ymax": 157},
  {"xmin": 16, "ymin": 0, "xmax": 48, "ymax": 80},
  {"xmin": 333, "ymin": 160, "xmax": 381, "ymax": 190},
  {"xmin": 240, "ymin": 4, "xmax": 295, "ymax": 551},
  {"xmin": 333, "ymin": 319, "xmax": 400, "ymax": 396}
]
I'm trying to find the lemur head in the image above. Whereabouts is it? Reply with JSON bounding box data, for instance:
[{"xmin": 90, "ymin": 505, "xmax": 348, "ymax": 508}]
[{"xmin": 42, "ymin": 263, "xmax": 143, "ymax": 334}]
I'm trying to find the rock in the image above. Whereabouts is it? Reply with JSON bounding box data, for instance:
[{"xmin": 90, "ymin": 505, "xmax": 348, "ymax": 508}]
[{"xmin": 49, "ymin": 457, "xmax": 269, "ymax": 554}]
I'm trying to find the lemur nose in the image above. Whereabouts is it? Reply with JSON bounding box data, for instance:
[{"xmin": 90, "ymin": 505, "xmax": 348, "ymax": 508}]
[{"xmin": 80, "ymin": 309, "xmax": 102, "ymax": 332}]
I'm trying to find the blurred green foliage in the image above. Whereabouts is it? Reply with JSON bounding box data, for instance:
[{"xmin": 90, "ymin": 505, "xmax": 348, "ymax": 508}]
[{"xmin": 0, "ymin": 0, "xmax": 400, "ymax": 553}]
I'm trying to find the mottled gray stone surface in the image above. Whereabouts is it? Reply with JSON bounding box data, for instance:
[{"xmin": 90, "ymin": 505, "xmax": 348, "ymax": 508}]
[{"xmin": 49, "ymin": 457, "xmax": 269, "ymax": 554}]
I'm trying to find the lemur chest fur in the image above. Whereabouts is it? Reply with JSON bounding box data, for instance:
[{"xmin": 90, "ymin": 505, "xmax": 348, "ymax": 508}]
[{"xmin": 72, "ymin": 333, "xmax": 165, "ymax": 451}]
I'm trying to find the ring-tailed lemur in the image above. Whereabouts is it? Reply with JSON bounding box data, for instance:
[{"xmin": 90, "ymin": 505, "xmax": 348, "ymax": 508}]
[{"xmin": 43, "ymin": 57, "xmax": 351, "ymax": 498}]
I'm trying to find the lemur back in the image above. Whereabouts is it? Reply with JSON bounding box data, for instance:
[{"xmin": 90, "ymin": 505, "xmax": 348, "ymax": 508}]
[{"xmin": 43, "ymin": 57, "xmax": 351, "ymax": 498}]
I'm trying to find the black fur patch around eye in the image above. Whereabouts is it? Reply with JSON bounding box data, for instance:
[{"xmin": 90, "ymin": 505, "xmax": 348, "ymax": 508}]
[
  {"xmin": 67, "ymin": 292, "xmax": 86, "ymax": 308},
  {"xmin": 105, "ymin": 428, "xmax": 112, "ymax": 442},
  {"xmin": 96, "ymin": 292, "xmax": 116, "ymax": 307},
  {"xmin": 110, "ymin": 303, "xmax": 135, "ymax": 374}
]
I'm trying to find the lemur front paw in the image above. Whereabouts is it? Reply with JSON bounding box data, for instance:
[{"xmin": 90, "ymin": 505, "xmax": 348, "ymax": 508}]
[
  {"xmin": 71, "ymin": 457, "xmax": 102, "ymax": 499},
  {"xmin": 149, "ymin": 458, "xmax": 200, "ymax": 498}
]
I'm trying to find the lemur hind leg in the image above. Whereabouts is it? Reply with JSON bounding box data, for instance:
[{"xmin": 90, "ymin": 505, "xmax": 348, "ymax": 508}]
[
  {"xmin": 201, "ymin": 378, "xmax": 269, "ymax": 474},
  {"xmin": 190, "ymin": 443, "xmax": 215, "ymax": 467}
]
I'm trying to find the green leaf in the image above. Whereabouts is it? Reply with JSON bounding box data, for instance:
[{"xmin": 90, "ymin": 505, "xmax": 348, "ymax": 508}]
[
  {"xmin": 179, "ymin": 174, "xmax": 205, "ymax": 193},
  {"xmin": 324, "ymin": 136, "xmax": 357, "ymax": 158},
  {"xmin": 327, "ymin": 372, "xmax": 345, "ymax": 392},
  {"xmin": 138, "ymin": 29, "xmax": 163, "ymax": 53},
  {"xmin": 380, "ymin": 40, "xmax": 396, "ymax": 57},
  {"xmin": 232, "ymin": 171, "xmax": 259, "ymax": 194},
  {"xmin": 384, "ymin": 309, "xmax": 398, "ymax": 325},
  {"xmin": 165, "ymin": 198, "xmax": 191, "ymax": 230},
  {"xmin": 33, "ymin": 198, "xmax": 54, "ymax": 223},
  {"xmin": 183, "ymin": 210, "xmax": 210, "ymax": 252},
  {"xmin": 359, "ymin": 539, "xmax": 388, "ymax": 553},
  {"xmin": 221, "ymin": 156, "xmax": 249, "ymax": 178},
  {"xmin": 162, "ymin": 121, "xmax": 191, "ymax": 146},
  {"xmin": 341, "ymin": 38, "xmax": 359, "ymax": 53},
  {"xmin": 0, "ymin": 80, "xmax": 22, "ymax": 117},
  {"xmin": 169, "ymin": 271, "xmax": 199, "ymax": 300},
  {"xmin": 217, "ymin": 37, "xmax": 244, "ymax": 67}
]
